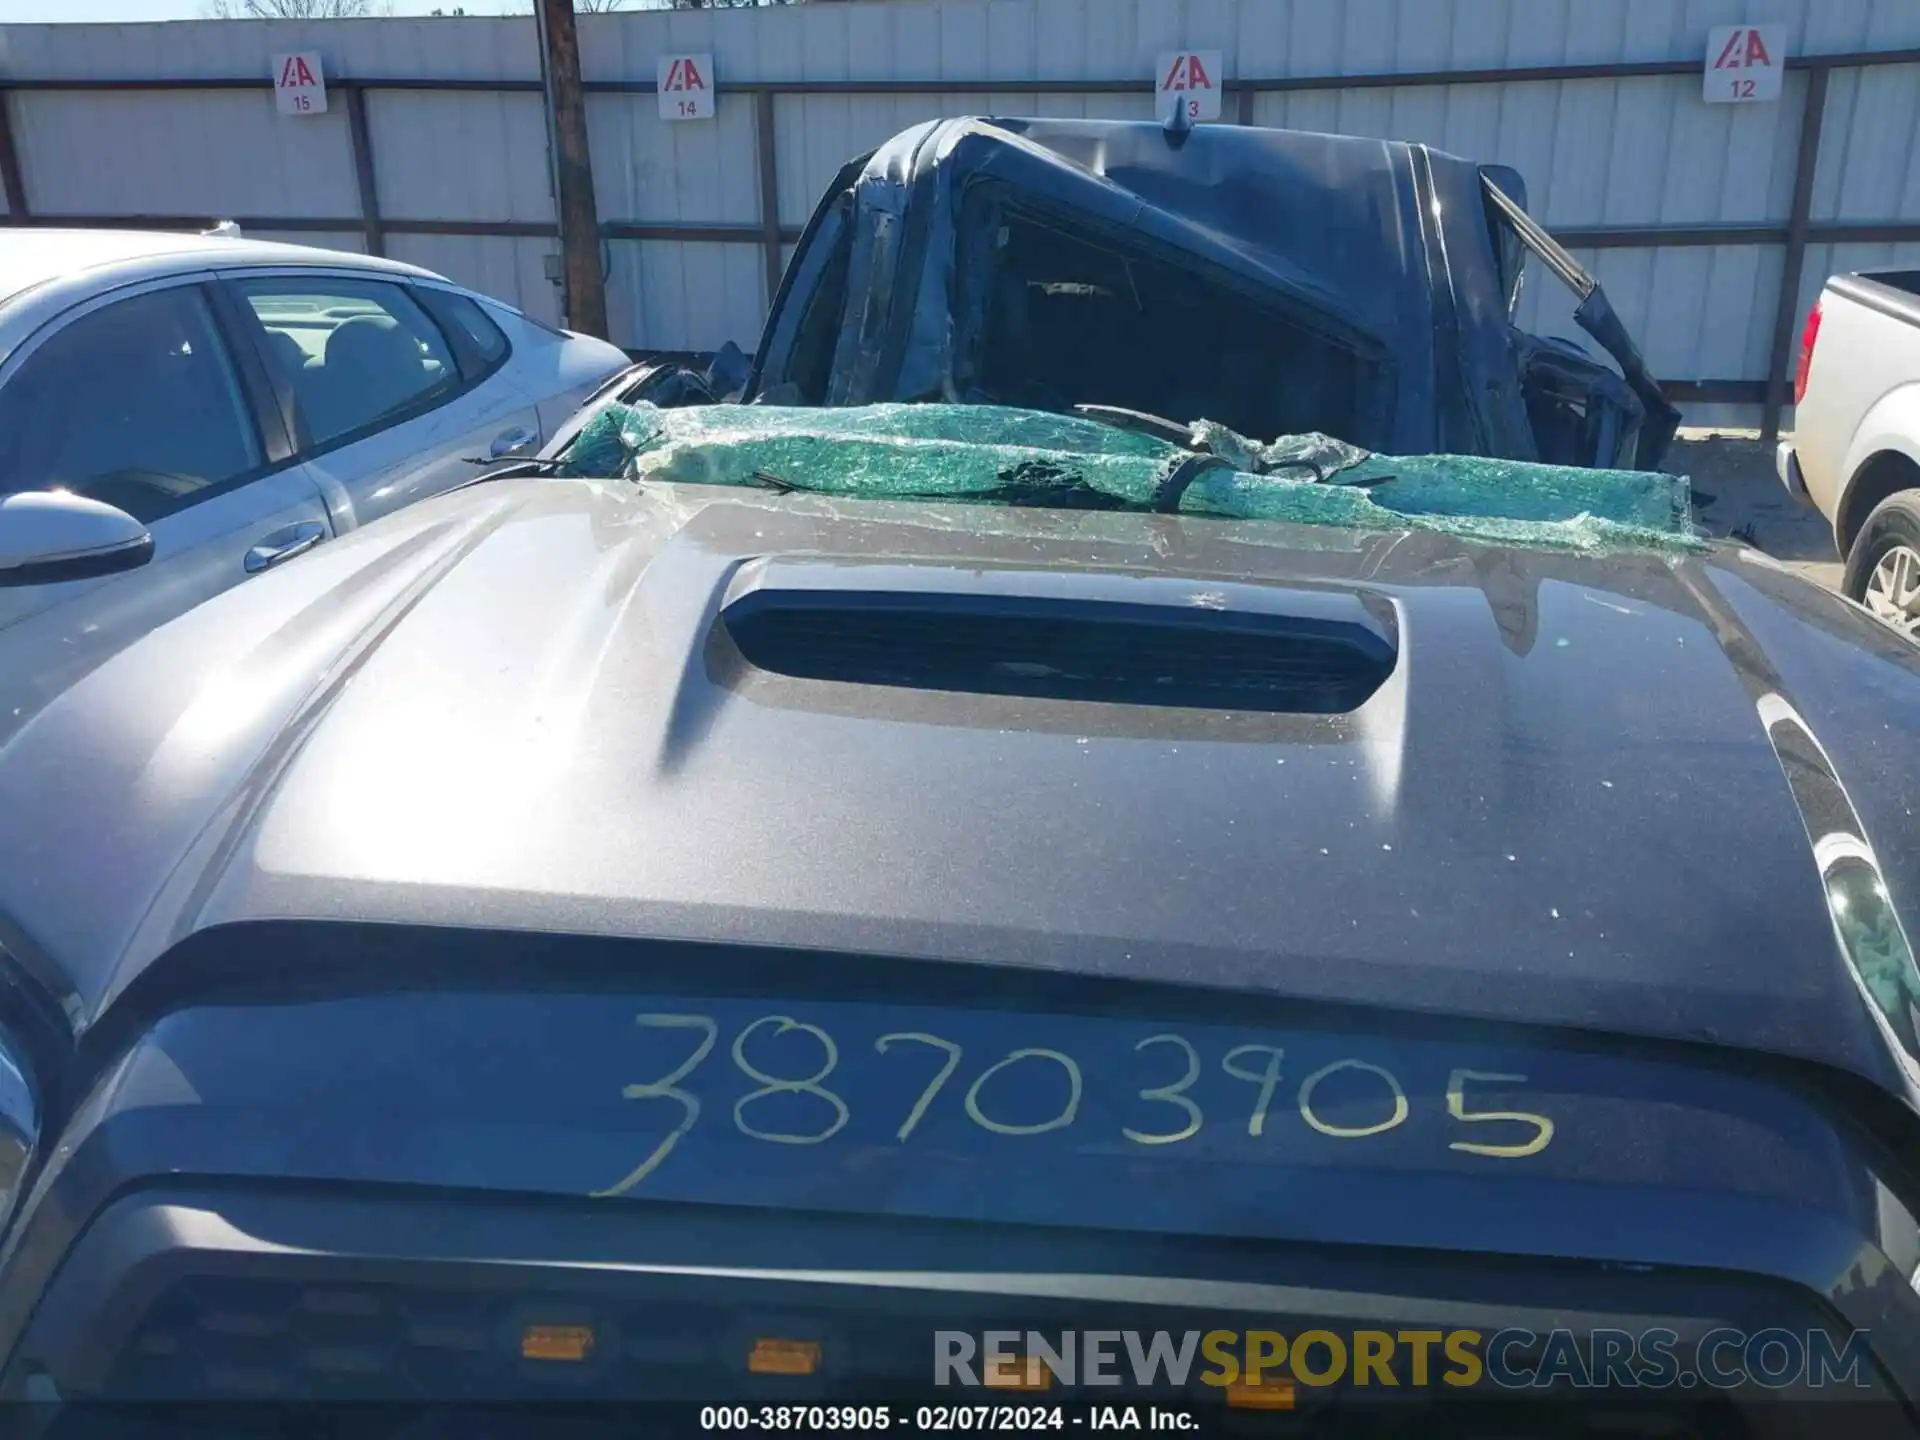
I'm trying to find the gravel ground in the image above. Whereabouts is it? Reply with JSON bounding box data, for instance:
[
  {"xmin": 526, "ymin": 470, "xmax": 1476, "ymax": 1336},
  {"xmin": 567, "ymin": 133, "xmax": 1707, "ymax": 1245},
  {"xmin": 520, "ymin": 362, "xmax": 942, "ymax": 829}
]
[{"xmin": 1666, "ymin": 428, "xmax": 1843, "ymax": 592}]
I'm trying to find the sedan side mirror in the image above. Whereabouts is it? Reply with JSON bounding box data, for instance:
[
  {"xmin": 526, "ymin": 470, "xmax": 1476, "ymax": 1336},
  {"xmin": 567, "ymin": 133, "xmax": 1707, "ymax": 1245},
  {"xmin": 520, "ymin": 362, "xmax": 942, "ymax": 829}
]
[{"xmin": 0, "ymin": 490, "xmax": 154, "ymax": 587}]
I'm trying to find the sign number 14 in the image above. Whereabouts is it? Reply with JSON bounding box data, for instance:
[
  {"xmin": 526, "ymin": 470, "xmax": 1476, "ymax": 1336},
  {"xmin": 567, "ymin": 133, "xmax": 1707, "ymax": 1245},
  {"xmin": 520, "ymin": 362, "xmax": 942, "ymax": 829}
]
[{"xmin": 658, "ymin": 54, "xmax": 715, "ymax": 122}]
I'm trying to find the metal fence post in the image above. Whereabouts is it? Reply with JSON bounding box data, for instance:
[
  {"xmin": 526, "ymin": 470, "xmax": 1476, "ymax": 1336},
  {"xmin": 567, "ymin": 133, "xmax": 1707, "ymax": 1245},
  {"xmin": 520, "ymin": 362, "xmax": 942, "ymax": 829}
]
[
  {"xmin": 754, "ymin": 89, "xmax": 784, "ymax": 309},
  {"xmin": 344, "ymin": 83, "xmax": 386, "ymax": 257},
  {"xmin": 1761, "ymin": 63, "xmax": 1831, "ymax": 446},
  {"xmin": 0, "ymin": 90, "xmax": 29, "ymax": 220}
]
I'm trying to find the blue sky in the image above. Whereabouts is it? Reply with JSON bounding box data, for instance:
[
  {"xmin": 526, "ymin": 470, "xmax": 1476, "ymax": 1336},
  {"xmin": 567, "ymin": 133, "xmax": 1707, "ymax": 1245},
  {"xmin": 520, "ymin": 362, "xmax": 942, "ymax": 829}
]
[{"xmin": 0, "ymin": 0, "xmax": 533, "ymax": 18}]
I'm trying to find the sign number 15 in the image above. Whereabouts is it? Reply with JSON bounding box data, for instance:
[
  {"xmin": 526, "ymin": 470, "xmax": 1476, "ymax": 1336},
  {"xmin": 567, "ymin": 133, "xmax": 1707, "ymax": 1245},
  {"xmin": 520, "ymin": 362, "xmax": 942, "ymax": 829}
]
[{"xmin": 271, "ymin": 51, "xmax": 327, "ymax": 116}]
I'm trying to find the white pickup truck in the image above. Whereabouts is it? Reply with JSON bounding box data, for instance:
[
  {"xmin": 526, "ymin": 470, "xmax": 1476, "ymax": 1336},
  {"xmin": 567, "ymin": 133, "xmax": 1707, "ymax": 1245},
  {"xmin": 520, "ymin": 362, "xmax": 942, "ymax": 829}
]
[{"xmin": 1780, "ymin": 268, "xmax": 1920, "ymax": 637}]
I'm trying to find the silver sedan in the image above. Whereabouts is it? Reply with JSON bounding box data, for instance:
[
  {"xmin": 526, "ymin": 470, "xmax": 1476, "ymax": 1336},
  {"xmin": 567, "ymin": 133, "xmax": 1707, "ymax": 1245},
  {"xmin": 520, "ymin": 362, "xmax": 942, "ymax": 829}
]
[{"xmin": 0, "ymin": 227, "xmax": 631, "ymax": 745}]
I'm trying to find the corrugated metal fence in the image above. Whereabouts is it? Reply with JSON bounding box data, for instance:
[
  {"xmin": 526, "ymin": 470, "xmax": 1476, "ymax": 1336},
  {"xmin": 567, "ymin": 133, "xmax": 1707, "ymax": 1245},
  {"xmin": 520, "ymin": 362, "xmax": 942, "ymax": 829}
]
[{"xmin": 3, "ymin": 0, "xmax": 1919, "ymax": 431}]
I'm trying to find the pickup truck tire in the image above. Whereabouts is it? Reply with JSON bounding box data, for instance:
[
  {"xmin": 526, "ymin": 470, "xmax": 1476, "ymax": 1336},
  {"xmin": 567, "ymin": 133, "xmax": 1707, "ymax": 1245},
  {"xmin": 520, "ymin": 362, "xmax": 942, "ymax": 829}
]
[{"xmin": 1843, "ymin": 490, "xmax": 1920, "ymax": 637}]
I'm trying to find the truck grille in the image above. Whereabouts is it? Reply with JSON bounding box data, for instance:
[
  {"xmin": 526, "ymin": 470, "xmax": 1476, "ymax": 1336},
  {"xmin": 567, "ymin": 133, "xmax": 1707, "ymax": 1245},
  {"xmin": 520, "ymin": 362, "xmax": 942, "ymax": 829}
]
[
  {"xmin": 106, "ymin": 1275, "xmax": 866, "ymax": 1402},
  {"xmin": 85, "ymin": 1272, "xmax": 1773, "ymax": 1440}
]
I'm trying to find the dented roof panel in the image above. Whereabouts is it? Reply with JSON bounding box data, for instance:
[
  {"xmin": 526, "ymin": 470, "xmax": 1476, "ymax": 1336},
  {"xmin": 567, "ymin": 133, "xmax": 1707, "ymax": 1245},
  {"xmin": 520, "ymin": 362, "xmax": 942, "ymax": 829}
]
[{"xmin": 754, "ymin": 117, "xmax": 1555, "ymax": 463}]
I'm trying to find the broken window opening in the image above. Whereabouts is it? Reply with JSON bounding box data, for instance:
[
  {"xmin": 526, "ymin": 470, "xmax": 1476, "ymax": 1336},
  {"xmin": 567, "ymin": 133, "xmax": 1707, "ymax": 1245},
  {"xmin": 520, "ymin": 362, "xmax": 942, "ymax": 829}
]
[
  {"xmin": 960, "ymin": 200, "xmax": 1389, "ymax": 451},
  {"xmin": 785, "ymin": 210, "xmax": 854, "ymax": 406},
  {"xmin": 755, "ymin": 194, "xmax": 856, "ymax": 407}
]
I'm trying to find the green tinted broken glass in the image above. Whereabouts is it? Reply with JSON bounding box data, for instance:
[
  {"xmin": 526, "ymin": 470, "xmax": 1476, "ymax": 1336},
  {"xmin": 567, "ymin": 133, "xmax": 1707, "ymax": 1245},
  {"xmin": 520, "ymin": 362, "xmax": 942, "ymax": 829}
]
[{"xmin": 558, "ymin": 401, "xmax": 1701, "ymax": 553}]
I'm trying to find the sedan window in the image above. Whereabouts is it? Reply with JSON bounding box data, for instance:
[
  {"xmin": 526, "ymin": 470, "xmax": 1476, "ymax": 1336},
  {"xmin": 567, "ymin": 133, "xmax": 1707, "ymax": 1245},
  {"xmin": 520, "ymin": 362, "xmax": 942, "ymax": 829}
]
[
  {"xmin": 0, "ymin": 286, "xmax": 262, "ymax": 523},
  {"xmin": 415, "ymin": 288, "xmax": 511, "ymax": 376},
  {"xmin": 232, "ymin": 277, "xmax": 460, "ymax": 451}
]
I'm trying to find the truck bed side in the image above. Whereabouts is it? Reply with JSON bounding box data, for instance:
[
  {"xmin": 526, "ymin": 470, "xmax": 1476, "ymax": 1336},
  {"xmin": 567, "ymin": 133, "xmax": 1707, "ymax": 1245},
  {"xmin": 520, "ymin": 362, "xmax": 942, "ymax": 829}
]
[{"xmin": 1797, "ymin": 272, "xmax": 1920, "ymax": 549}]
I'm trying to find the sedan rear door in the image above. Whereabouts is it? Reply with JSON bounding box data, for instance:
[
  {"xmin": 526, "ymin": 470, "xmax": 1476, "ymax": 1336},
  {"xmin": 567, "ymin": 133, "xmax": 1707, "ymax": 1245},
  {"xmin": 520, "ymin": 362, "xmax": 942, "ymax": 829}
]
[{"xmin": 219, "ymin": 271, "xmax": 542, "ymax": 532}]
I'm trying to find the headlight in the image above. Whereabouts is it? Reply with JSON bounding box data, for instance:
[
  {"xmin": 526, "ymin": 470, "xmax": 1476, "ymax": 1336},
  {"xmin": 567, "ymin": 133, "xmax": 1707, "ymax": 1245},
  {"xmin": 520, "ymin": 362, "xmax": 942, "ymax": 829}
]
[{"xmin": 0, "ymin": 1030, "xmax": 37, "ymax": 1238}]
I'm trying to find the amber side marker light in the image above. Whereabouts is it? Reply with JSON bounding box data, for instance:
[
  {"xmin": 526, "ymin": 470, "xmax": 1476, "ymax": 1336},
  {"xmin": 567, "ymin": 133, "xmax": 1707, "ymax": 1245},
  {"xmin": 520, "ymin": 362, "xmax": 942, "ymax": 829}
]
[
  {"xmin": 984, "ymin": 1355, "xmax": 1053, "ymax": 1392},
  {"xmin": 749, "ymin": 1338, "xmax": 822, "ymax": 1376},
  {"xmin": 521, "ymin": 1324, "xmax": 596, "ymax": 1362},
  {"xmin": 1225, "ymin": 1376, "xmax": 1296, "ymax": 1410}
]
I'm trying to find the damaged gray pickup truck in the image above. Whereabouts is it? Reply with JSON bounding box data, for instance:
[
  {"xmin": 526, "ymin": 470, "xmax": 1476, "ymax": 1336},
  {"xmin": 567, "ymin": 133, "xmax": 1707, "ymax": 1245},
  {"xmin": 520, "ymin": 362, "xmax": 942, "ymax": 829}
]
[
  {"xmin": 7, "ymin": 390, "xmax": 1920, "ymax": 1432},
  {"xmin": 632, "ymin": 116, "xmax": 1680, "ymax": 475}
]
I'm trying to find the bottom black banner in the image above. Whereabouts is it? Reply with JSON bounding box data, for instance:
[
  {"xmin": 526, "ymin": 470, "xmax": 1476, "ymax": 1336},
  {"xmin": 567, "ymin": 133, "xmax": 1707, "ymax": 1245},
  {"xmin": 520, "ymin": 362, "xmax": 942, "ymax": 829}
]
[{"xmin": 9, "ymin": 1398, "xmax": 1920, "ymax": 1440}]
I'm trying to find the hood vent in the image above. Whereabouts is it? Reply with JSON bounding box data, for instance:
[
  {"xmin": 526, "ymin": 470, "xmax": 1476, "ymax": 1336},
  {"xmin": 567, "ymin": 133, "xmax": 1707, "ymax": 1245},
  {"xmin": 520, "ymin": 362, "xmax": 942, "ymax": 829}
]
[{"xmin": 718, "ymin": 566, "xmax": 1396, "ymax": 714}]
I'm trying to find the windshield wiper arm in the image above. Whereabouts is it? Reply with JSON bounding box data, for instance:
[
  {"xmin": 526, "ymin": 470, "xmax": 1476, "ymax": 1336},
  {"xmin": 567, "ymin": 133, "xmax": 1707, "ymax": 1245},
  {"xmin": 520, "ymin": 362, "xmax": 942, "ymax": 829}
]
[
  {"xmin": 460, "ymin": 454, "xmax": 566, "ymax": 474},
  {"xmin": 1152, "ymin": 453, "xmax": 1235, "ymax": 513},
  {"xmin": 1071, "ymin": 404, "xmax": 1195, "ymax": 448}
]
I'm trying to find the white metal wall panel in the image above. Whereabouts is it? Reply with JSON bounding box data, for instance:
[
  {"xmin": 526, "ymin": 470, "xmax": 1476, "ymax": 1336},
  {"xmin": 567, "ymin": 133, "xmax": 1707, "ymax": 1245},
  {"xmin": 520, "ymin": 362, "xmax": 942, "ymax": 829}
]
[
  {"xmin": 6, "ymin": 0, "xmax": 1920, "ymax": 404},
  {"xmin": 585, "ymin": 10, "xmax": 758, "ymax": 227},
  {"xmin": 757, "ymin": 0, "xmax": 1153, "ymax": 227},
  {"xmin": 587, "ymin": 92, "xmax": 758, "ymax": 227},
  {"xmin": 385, "ymin": 233, "xmax": 560, "ymax": 328},
  {"xmin": 319, "ymin": 15, "xmax": 535, "ymax": 84},
  {"xmin": 1514, "ymin": 244, "xmax": 1786, "ymax": 381},
  {"xmin": 368, "ymin": 91, "xmax": 552, "ymax": 225},
  {"xmin": 605, "ymin": 238, "xmax": 766, "ymax": 353},
  {"xmin": 1812, "ymin": 62, "xmax": 1920, "ymax": 222},
  {"xmin": 263, "ymin": 229, "xmax": 368, "ymax": 256},
  {"xmin": 13, "ymin": 91, "xmax": 359, "ymax": 219},
  {"xmin": 1255, "ymin": 73, "xmax": 1800, "ymax": 230},
  {"xmin": 0, "ymin": 17, "xmax": 538, "ymax": 84}
]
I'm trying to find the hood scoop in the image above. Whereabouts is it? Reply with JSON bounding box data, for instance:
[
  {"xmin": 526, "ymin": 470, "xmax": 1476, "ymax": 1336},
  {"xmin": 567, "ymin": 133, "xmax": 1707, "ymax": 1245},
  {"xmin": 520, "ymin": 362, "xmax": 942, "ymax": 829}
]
[{"xmin": 715, "ymin": 560, "xmax": 1397, "ymax": 714}]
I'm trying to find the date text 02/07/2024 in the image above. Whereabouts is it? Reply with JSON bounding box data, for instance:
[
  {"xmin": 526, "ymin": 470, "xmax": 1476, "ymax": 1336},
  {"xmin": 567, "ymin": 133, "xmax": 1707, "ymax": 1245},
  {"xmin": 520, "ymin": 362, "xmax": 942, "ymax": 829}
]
[{"xmin": 698, "ymin": 1404, "xmax": 1199, "ymax": 1431}]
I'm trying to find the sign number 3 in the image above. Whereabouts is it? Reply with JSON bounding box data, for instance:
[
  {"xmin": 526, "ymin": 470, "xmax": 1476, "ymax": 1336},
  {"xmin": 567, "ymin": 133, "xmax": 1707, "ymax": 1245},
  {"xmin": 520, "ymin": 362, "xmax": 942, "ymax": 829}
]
[{"xmin": 1157, "ymin": 50, "xmax": 1223, "ymax": 124}]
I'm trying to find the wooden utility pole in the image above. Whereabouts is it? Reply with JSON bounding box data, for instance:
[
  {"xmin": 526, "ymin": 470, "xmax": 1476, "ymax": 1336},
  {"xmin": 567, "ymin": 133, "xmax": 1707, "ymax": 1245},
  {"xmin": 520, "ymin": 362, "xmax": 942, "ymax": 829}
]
[{"xmin": 535, "ymin": 0, "xmax": 609, "ymax": 339}]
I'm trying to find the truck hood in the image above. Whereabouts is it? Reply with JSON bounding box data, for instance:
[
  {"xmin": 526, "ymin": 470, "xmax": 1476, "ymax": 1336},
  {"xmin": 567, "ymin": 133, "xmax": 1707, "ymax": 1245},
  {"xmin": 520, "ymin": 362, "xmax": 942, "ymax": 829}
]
[{"xmin": 4, "ymin": 476, "xmax": 1920, "ymax": 1107}]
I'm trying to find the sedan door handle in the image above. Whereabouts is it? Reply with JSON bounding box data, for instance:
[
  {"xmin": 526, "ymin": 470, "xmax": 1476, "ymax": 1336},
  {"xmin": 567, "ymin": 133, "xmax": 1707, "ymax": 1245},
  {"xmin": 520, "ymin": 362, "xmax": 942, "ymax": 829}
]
[
  {"xmin": 489, "ymin": 425, "xmax": 539, "ymax": 460},
  {"xmin": 243, "ymin": 520, "xmax": 326, "ymax": 574}
]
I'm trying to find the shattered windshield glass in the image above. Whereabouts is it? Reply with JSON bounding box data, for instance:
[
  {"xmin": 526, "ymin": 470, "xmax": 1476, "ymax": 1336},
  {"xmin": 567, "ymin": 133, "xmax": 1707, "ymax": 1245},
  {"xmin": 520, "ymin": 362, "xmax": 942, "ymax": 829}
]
[{"xmin": 557, "ymin": 401, "xmax": 1701, "ymax": 554}]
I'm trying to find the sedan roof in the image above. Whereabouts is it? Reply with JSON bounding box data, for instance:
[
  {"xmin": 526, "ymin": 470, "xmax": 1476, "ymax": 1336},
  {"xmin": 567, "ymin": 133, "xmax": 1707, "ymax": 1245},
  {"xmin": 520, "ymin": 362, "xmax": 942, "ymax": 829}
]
[
  {"xmin": 0, "ymin": 228, "xmax": 435, "ymax": 309},
  {"xmin": 0, "ymin": 229, "xmax": 446, "ymax": 366}
]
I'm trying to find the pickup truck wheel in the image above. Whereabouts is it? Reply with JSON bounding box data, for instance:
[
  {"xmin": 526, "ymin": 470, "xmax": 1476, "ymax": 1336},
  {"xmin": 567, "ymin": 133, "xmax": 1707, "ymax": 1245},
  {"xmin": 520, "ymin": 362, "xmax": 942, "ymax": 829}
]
[{"xmin": 1844, "ymin": 491, "xmax": 1920, "ymax": 639}]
